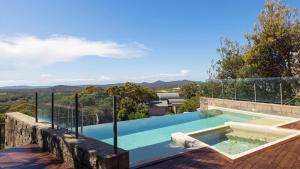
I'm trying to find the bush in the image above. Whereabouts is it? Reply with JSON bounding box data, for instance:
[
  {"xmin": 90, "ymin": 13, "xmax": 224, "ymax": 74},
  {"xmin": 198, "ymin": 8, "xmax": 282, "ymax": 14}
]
[
  {"xmin": 178, "ymin": 96, "xmax": 200, "ymax": 113},
  {"xmin": 296, "ymin": 92, "xmax": 300, "ymax": 106},
  {"xmin": 165, "ymin": 111, "xmax": 174, "ymax": 115},
  {"xmin": 127, "ymin": 112, "xmax": 146, "ymax": 120},
  {"xmin": 0, "ymin": 113, "xmax": 5, "ymax": 122},
  {"xmin": 118, "ymin": 108, "xmax": 129, "ymax": 120}
]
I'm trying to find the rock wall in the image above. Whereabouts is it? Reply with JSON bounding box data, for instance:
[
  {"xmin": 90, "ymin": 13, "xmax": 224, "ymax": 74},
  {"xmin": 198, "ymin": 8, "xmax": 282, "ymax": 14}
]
[
  {"xmin": 5, "ymin": 112, "xmax": 129, "ymax": 169},
  {"xmin": 5, "ymin": 112, "xmax": 38, "ymax": 147},
  {"xmin": 200, "ymin": 97, "xmax": 300, "ymax": 118}
]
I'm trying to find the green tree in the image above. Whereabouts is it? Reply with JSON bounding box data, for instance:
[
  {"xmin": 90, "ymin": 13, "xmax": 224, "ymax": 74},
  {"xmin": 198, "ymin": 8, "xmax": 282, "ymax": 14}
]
[
  {"xmin": 106, "ymin": 82, "xmax": 157, "ymax": 120},
  {"xmin": 215, "ymin": 39, "xmax": 245, "ymax": 79},
  {"xmin": 296, "ymin": 92, "xmax": 300, "ymax": 106},
  {"xmin": 207, "ymin": 0, "xmax": 300, "ymax": 104},
  {"xmin": 180, "ymin": 83, "xmax": 199, "ymax": 99},
  {"xmin": 0, "ymin": 114, "xmax": 5, "ymax": 122},
  {"xmin": 211, "ymin": 0, "xmax": 300, "ymax": 78},
  {"xmin": 178, "ymin": 96, "xmax": 200, "ymax": 113},
  {"xmin": 244, "ymin": 0, "xmax": 300, "ymax": 77}
]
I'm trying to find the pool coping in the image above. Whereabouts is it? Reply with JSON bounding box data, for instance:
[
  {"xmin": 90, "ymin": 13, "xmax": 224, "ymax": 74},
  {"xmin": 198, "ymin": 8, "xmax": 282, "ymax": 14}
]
[
  {"xmin": 133, "ymin": 107, "xmax": 300, "ymax": 167},
  {"xmin": 132, "ymin": 107, "xmax": 300, "ymax": 168},
  {"xmin": 206, "ymin": 106, "xmax": 300, "ymax": 127},
  {"xmin": 178, "ymin": 122, "xmax": 300, "ymax": 162},
  {"xmin": 130, "ymin": 106, "xmax": 300, "ymax": 169}
]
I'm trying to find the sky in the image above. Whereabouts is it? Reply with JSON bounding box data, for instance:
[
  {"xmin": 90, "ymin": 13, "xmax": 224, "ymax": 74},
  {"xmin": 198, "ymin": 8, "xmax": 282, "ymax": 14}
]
[{"xmin": 0, "ymin": 0, "xmax": 299, "ymax": 86}]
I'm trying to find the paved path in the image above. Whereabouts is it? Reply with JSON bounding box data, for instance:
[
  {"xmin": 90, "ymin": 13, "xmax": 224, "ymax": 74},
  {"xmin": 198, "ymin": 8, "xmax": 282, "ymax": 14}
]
[{"xmin": 0, "ymin": 144, "xmax": 72, "ymax": 169}]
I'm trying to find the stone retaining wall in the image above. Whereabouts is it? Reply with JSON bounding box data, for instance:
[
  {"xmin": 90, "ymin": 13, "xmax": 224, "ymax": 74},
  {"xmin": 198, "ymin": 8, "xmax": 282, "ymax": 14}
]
[
  {"xmin": 5, "ymin": 112, "xmax": 129, "ymax": 169},
  {"xmin": 200, "ymin": 97, "xmax": 300, "ymax": 118}
]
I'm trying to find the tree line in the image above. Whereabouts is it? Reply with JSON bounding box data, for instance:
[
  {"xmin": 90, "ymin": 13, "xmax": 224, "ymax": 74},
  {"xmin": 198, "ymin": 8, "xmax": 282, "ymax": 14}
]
[{"xmin": 205, "ymin": 0, "xmax": 300, "ymax": 105}]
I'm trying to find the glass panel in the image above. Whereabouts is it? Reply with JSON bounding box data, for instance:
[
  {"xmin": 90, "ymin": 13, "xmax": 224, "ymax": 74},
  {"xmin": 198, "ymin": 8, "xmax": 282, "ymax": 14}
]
[
  {"xmin": 235, "ymin": 78, "xmax": 255, "ymax": 102},
  {"xmin": 198, "ymin": 81, "xmax": 212, "ymax": 98},
  {"xmin": 38, "ymin": 92, "xmax": 52, "ymax": 123},
  {"xmin": 79, "ymin": 93, "xmax": 113, "ymax": 135},
  {"xmin": 204, "ymin": 77, "xmax": 300, "ymax": 105},
  {"xmin": 210, "ymin": 80, "xmax": 222, "ymax": 98},
  {"xmin": 255, "ymin": 78, "xmax": 281, "ymax": 104},
  {"xmin": 223, "ymin": 79, "xmax": 236, "ymax": 100},
  {"xmin": 54, "ymin": 92, "xmax": 75, "ymax": 129},
  {"xmin": 282, "ymin": 77, "xmax": 300, "ymax": 105}
]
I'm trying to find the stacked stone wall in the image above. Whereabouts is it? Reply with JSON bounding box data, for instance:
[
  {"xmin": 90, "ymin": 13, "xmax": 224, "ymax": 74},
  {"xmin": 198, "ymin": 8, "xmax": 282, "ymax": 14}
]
[{"xmin": 5, "ymin": 112, "xmax": 129, "ymax": 169}]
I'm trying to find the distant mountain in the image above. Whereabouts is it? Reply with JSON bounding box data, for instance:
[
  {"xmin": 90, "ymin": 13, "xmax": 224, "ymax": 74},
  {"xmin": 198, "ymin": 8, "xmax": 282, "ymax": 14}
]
[
  {"xmin": 98, "ymin": 80, "xmax": 196, "ymax": 89},
  {"xmin": 48, "ymin": 85, "xmax": 82, "ymax": 92},
  {"xmin": 0, "ymin": 85, "xmax": 49, "ymax": 90},
  {"xmin": 0, "ymin": 80, "xmax": 197, "ymax": 91},
  {"xmin": 139, "ymin": 80, "xmax": 196, "ymax": 89}
]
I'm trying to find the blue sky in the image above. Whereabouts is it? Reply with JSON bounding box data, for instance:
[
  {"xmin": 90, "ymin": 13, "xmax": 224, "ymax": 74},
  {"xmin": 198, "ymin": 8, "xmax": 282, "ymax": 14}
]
[{"xmin": 0, "ymin": 0, "xmax": 299, "ymax": 86}]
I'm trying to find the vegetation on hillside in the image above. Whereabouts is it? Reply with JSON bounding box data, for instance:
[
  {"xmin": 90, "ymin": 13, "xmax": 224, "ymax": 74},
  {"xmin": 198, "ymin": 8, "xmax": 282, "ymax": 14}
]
[
  {"xmin": 106, "ymin": 82, "xmax": 158, "ymax": 120},
  {"xmin": 0, "ymin": 83, "xmax": 158, "ymax": 124}
]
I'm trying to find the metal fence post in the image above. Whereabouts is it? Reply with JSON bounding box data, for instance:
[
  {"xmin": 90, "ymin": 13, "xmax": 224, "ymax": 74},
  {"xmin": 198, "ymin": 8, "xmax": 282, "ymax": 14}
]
[
  {"xmin": 51, "ymin": 92, "xmax": 54, "ymax": 129},
  {"xmin": 0, "ymin": 124, "xmax": 2, "ymax": 149},
  {"xmin": 35, "ymin": 92, "xmax": 38, "ymax": 123},
  {"xmin": 71, "ymin": 106, "xmax": 73, "ymax": 131},
  {"xmin": 113, "ymin": 95, "xmax": 118, "ymax": 154},
  {"xmin": 57, "ymin": 108, "xmax": 59, "ymax": 129},
  {"xmin": 75, "ymin": 93, "xmax": 79, "ymax": 139},
  {"xmin": 280, "ymin": 82, "xmax": 283, "ymax": 105},
  {"xmin": 254, "ymin": 83, "xmax": 257, "ymax": 102},
  {"xmin": 81, "ymin": 109, "xmax": 83, "ymax": 134}
]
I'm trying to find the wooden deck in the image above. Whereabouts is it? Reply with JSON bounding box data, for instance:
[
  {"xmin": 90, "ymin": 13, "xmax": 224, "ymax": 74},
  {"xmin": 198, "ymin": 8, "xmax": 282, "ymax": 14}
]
[
  {"xmin": 0, "ymin": 144, "xmax": 72, "ymax": 169},
  {"xmin": 139, "ymin": 121, "xmax": 300, "ymax": 169}
]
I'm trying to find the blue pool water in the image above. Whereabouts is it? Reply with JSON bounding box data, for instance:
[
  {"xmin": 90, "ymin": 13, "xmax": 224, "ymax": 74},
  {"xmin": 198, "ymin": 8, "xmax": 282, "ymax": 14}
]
[{"xmin": 81, "ymin": 111, "xmax": 260, "ymax": 165}]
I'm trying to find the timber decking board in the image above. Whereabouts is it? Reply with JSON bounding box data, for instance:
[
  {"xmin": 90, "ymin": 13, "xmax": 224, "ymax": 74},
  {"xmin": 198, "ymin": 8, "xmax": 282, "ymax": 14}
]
[
  {"xmin": 0, "ymin": 144, "xmax": 72, "ymax": 169},
  {"xmin": 138, "ymin": 121, "xmax": 300, "ymax": 169}
]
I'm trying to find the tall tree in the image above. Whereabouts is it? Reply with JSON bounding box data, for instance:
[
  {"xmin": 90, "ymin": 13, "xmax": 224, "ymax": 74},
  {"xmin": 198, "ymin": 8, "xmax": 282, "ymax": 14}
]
[
  {"xmin": 180, "ymin": 83, "xmax": 199, "ymax": 99},
  {"xmin": 106, "ymin": 82, "xmax": 157, "ymax": 120},
  {"xmin": 215, "ymin": 38, "xmax": 245, "ymax": 79},
  {"xmin": 244, "ymin": 0, "xmax": 300, "ymax": 77},
  {"xmin": 210, "ymin": 0, "xmax": 300, "ymax": 79}
]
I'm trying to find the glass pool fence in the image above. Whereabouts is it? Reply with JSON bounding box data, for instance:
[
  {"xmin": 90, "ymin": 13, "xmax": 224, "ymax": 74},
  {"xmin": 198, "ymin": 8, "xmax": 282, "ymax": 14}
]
[
  {"xmin": 34, "ymin": 91, "xmax": 118, "ymax": 152},
  {"xmin": 198, "ymin": 76, "xmax": 300, "ymax": 106}
]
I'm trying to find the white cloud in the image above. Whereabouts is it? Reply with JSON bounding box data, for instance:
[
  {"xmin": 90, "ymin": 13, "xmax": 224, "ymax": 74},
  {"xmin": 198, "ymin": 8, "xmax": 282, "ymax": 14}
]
[
  {"xmin": 159, "ymin": 69, "xmax": 190, "ymax": 77},
  {"xmin": 40, "ymin": 74, "xmax": 52, "ymax": 78},
  {"xmin": 0, "ymin": 76, "xmax": 114, "ymax": 86},
  {"xmin": 0, "ymin": 35, "xmax": 149, "ymax": 66},
  {"xmin": 180, "ymin": 69, "xmax": 190, "ymax": 75},
  {"xmin": 130, "ymin": 69, "xmax": 191, "ymax": 82}
]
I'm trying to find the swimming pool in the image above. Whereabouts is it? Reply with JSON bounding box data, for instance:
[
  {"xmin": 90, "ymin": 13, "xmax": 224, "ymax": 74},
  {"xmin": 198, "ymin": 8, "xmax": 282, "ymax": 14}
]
[
  {"xmin": 174, "ymin": 122, "xmax": 300, "ymax": 161},
  {"xmin": 81, "ymin": 110, "xmax": 264, "ymax": 165},
  {"xmin": 192, "ymin": 127, "xmax": 285, "ymax": 155}
]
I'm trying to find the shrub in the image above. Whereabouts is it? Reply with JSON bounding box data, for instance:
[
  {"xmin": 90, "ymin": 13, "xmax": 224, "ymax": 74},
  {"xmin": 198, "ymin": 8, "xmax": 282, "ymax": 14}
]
[
  {"xmin": 178, "ymin": 96, "xmax": 200, "ymax": 113},
  {"xmin": 127, "ymin": 112, "xmax": 146, "ymax": 120},
  {"xmin": 165, "ymin": 111, "xmax": 174, "ymax": 115},
  {"xmin": 296, "ymin": 92, "xmax": 300, "ymax": 106}
]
